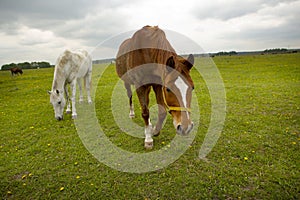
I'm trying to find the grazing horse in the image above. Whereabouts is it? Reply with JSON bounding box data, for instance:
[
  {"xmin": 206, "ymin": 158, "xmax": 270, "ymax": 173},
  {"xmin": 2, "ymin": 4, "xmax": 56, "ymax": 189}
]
[
  {"xmin": 116, "ymin": 26, "xmax": 194, "ymax": 149},
  {"xmin": 10, "ymin": 67, "xmax": 23, "ymax": 76},
  {"xmin": 48, "ymin": 49, "xmax": 92, "ymax": 120}
]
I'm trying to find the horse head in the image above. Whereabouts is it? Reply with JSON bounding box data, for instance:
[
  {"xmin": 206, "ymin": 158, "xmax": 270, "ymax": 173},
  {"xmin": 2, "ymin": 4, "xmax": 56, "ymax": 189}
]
[
  {"xmin": 48, "ymin": 89, "xmax": 66, "ymax": 120},
  {"xmin": 163, "ymin": 54, "xmax": 194, "ymax": 135}
]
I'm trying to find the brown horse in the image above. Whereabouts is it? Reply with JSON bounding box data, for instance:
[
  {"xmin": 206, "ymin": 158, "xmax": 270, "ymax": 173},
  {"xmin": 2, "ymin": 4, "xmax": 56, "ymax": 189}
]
[
  {"xmin": 116, "ymin": 26, "xmax": 194, "ymax": 149},
  {"xmin": 10, "ymin": 67, "xmax": 23, "ymax": 76}
]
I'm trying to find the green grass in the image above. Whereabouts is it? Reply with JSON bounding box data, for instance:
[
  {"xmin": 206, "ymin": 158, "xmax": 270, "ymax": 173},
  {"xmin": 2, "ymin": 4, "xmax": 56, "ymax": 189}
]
[{"xmin": 0, "ymin": 53, "xmax": 299, "ymax": 199}]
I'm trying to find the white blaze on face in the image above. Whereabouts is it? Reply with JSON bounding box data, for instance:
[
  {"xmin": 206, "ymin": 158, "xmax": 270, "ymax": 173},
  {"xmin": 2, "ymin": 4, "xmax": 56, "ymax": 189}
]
[{"xmin": 174, "ymin": 76, "xmax": 189, "ymax": 118}]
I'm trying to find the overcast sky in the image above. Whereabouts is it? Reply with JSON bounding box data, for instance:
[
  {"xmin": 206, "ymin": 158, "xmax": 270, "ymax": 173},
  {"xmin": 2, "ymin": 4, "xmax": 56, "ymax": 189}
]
[{"xmin": 0, "ymin": 0, "xmax": 299, "ymax": 66}]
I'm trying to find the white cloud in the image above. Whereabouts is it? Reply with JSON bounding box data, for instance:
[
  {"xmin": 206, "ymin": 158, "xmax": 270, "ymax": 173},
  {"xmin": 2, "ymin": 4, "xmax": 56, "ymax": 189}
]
[
  {"xmin": 19, "ymin": 27, "xmax": 56, "ymax": 45},
  {"xmin": 193, "ymin": 0, "xmax": 298, "ymax": 21},
  {"xmin": 189, "ymin": 0, "xmax": 300, "ymax": 51},
  {"xmin": 0, "ymin": 0, "xmax": 299, "ymax": 66}
]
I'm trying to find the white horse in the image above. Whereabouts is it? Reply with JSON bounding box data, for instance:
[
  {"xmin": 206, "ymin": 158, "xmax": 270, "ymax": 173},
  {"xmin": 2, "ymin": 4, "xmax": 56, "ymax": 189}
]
[{"xmin": 48, "ymin": 49, "xmax": 92, "ymax": 120}]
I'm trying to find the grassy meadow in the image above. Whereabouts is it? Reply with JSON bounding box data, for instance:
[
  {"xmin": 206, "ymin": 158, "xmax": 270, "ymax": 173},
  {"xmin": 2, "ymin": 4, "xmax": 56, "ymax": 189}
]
[{"xmin": 0, "ymin": 53, "xmax": 299, "ymax": 199}]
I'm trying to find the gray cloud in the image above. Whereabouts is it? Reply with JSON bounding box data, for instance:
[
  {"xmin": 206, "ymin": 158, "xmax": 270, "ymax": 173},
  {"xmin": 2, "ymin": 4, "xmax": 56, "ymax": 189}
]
[
  {"xmin": 0, "ymin": 0, "xmax": 121, "ymax": 21},
  {"xmin": 0, "ymin": 0, "xmax": 299, "ymax": 67},
  {"xmin": 229, "ymin": 22, "xmax": 300, "ymax": 50},
  {"xmin": 193, "ymin": 0, "xmax": 298, "ymax": 21},
  {"xmin": 0, "ymin": 0, "xmax": 132, "ymax": 42},
  {"xmin": 54, "ymin": 11, "xmax": 130, "ymax": 46},
  {"xmin": 0, "ymin": 0, "xmax": 94, "ymax": 31},
  {"xmin": 220, "ymin": 1, "xmax": 300, "ymax": 43}
]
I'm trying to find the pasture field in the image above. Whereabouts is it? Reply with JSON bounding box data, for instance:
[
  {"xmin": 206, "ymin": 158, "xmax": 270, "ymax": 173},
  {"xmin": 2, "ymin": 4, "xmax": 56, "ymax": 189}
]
[{"xmin": 0, "ymin": 53, "xmax": 299, "ymax": 199}]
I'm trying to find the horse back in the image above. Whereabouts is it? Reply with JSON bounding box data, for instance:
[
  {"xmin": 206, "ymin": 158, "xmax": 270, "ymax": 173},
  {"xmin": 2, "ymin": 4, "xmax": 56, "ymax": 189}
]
[
  {"xmin": 116, "ymin": 26, "xmax": 176, "ymax": 84},
  {"xmin": 55, "ymin": 49, "xmax": 92, "ymax": 81},
  {"xmin": 116, "ymin": 39, "xmax": 131, "ymax": 79}
]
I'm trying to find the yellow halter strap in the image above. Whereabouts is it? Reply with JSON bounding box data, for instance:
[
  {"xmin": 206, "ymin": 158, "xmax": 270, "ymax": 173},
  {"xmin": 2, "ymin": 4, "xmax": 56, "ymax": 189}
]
[{"xmin": 161, "ymin": 86, "xmax": 191, "ymax": 112}]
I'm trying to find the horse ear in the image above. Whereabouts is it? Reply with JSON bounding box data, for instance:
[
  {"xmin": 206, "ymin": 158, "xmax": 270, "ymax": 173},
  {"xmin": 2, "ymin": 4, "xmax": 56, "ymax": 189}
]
[
  {"xmin": 166, "ymin": 56, "xmax": 175, "ymax": 69},
  {"xmin": 166, "ymin": 56, "xmax": 175, "ymax": 74},
  {"xmin": 186, "ymin": 54, "xmax": 194, "ymax": 70}
]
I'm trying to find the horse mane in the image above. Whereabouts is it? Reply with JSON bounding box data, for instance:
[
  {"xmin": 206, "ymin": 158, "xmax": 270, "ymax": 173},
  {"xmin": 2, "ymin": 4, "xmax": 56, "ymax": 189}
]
[
  {"xmin": 52, "ymin": 50, "xmax": 71, "ymax": 90},
  {"xmin": 57, "ymin": 50, "xmax": 71, "ymax": 68}
]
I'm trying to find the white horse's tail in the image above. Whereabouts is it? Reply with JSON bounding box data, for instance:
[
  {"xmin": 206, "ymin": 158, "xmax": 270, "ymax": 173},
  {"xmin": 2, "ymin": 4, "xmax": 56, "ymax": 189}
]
[
  {"xmin": 84, "ymin": 75, "xmax": 92, "ymax": 91},
  {"xmin": 84, "ymin": 60, "xmax": 93, "ymax": 94}
]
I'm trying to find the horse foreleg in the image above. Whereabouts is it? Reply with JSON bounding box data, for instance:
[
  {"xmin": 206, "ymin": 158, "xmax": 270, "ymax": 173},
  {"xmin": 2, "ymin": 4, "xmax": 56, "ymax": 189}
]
[
  {"xmin": 125, "ymin": 83, "xmax": 134, "ymax": 118},
  {"xmin": 152, "ymin": 85, "xmax": 167, "ymax": 136},
  {"xmin": 77, "ymin": 78, "xmax": 84, "ymax": 103},
  {"xmin": 70, "ymin": 81, "xmax": 77, "ymax": 119},
  {"xmin": 65, "ymin": 85, "xmax": 71, "ymax": 114},
  {"xmin": 136, "ymin": 85, "xmax": 153, "ymax": 149}
]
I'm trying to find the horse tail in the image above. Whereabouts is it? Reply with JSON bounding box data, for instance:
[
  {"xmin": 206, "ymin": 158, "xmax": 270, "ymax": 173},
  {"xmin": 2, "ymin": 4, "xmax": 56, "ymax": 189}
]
[
  {"xmin": 84, "ymin": 70, "xmax": 92, "ymax": 92},
  {"xmin": 87, "ymin": 56, "xmax": 92, "ymax": 92}
]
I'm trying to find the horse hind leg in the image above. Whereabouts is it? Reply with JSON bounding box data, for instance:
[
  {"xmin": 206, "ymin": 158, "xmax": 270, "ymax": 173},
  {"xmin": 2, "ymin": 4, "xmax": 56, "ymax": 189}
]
[
  {"xmin": 125, "ymin": 83, "xmax": 135, "ymax": 118},
  {"xmin": 77, "ymin": 78, "xmax": 84, "ymax": 103}
]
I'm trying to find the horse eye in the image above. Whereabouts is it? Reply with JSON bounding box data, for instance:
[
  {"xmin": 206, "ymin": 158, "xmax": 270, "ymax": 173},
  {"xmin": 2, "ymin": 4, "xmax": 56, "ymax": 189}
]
[
  {"xmin": 58, "ymin": 101, "xmax": 61, "ymax": 105},
  {"xmin": 166, "ymin": 88, "xmax": 171, "ymax": 92},
  {"xmin": 192, "ymin": 86, "xmax": 195, "ymax": 90}
]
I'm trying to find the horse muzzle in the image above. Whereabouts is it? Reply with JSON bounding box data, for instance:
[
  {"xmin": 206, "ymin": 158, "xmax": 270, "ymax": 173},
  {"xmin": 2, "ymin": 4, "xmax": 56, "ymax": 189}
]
[{"xmin": 176, "ymin": 122, "xmax": 194, "ymax": 135}]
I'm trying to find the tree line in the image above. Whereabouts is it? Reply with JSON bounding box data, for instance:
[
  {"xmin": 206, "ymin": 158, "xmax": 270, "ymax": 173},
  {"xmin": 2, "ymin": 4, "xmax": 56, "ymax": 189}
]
[
  {"xmin": 263, "ymin": 48, "xmax": 288, "ymax": 53},
  {"xmin": 214, "ymin": 51, "xmax": 238, "ymax": 56},
  {"xmin": 1, "ymin": 61, "xmax": 52, "ymax": 70}
]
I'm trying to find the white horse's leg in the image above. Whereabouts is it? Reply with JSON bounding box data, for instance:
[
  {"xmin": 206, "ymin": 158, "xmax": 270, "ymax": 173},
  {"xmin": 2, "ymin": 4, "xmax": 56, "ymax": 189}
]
[
  {"xmin": 78, "ymin": 78, "xmax": 84, "ymax": 103},
  {"xmin": 65, "ymin": 85, "xmax": 71, "ymax": 114},
  {"xmin": 85, "ymin": 71, "xmax": 92, "ymax": 104},
  {"xmin": 70, "ymin": 80, "xmax": 77, "ymax": 119}
]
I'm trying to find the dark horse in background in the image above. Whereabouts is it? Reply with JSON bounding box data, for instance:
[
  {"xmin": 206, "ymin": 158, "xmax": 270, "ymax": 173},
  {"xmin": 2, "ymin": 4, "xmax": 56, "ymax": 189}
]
[
  {"xmin": 10, "ymin": 67, "xmax": 23, "ymax": 76},
  {"xmin": 116, "ymin": 25, "xmax": 194, "ymax": 149}
]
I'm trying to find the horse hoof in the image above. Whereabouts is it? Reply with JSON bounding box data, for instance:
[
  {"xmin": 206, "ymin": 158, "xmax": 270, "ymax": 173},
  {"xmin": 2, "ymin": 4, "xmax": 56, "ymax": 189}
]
[
  {"xmin": 66, "ymin": 110, "xmax": 71, "ymax": 114},
  {"xmin": 144, "ymin": 141, "xmax": 153, "ymax": 149},
  {"xmin": 88, "ymin": 100, "xmax": 92, "ymax": 104},
  {"xmin": 153, "ymin": 126, "xmax": 160, "ymax": 136},
  {"xmin": 72, "ymin": 114, "xmax": 77, "ymax": 119},
  {"xmin": 129, "ymin": 114, "xmax": 135, "ymax": 119},
  {"xmin": 79, "ymin": 100, "xmax": 83, "ymax": 104},
  {"xmin": 153, "ymin": 130, "xmax": 160, "ymax": 137}
]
